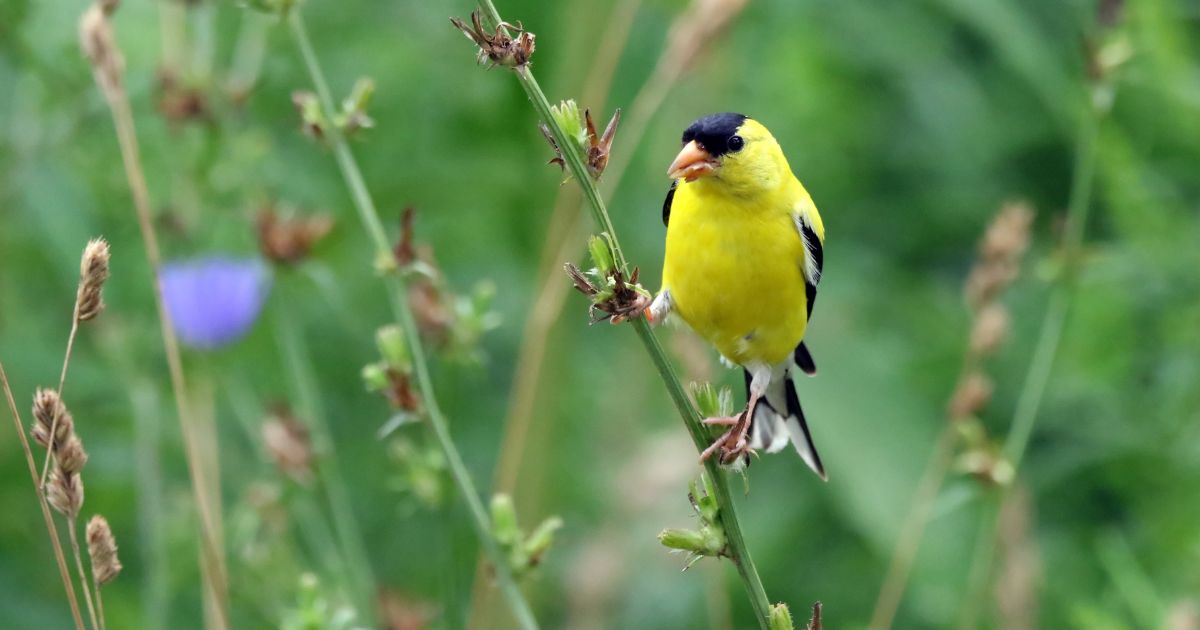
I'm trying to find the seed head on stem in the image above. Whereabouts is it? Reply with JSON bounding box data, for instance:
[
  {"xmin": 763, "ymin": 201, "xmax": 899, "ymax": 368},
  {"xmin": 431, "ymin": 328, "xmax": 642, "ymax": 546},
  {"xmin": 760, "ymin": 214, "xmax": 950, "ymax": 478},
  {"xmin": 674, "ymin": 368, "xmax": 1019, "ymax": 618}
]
[
  {"xmin": 86, "ymin": 515, "xmax": 123, "ymax": 586},
  {"xmin": 76, "ymin": 238, "xmax": 111, "ymax": 322}
]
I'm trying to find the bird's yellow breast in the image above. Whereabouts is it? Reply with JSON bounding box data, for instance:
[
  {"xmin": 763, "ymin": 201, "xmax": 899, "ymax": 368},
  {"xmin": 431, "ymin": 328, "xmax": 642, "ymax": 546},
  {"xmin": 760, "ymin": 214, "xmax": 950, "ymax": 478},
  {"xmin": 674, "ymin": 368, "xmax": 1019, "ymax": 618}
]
[{"xmin": 661, "ymin": 181, "xmax": 810, "ymax": 366}]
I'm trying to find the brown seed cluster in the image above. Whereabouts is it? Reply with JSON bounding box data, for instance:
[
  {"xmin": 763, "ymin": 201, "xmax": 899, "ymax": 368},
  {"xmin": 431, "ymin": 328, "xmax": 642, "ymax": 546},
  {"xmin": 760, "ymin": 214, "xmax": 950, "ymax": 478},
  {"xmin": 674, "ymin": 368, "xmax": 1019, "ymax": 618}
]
[
  {"xmin": 76, "ymin": 238, "xmax": 110, "ymax": 322},
  {"xmin": 965, "ymin": 203, "xmax": 1033, "ymax": 311},
  {"xmin": 950, "ymin": 202, "xmax": 1035, "ymax": 485},
  {"xmin": 257, "ymin": 207, "xmax": 335, "ymax": 265},
  {"xmin": 32, "ymin": 388, "xmax": 74, "ymax": 451},
  {"xmin": 450, "ymin": 11, "xmax": 536, "ymax": 69},
  {"xmin": 32, "ymin": 391, "xmax": 89, "ymax": 519},
  {"xmin": 86, "ymin": 515, "xmax": 123, "ymax": 585}
]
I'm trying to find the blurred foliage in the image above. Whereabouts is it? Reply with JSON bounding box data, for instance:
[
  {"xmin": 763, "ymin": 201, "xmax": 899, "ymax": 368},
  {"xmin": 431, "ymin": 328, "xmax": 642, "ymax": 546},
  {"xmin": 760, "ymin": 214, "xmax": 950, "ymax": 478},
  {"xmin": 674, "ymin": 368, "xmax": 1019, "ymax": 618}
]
[{"xmin": 1, "ymin": 0, "xmax": 1198, "ymax": 628}]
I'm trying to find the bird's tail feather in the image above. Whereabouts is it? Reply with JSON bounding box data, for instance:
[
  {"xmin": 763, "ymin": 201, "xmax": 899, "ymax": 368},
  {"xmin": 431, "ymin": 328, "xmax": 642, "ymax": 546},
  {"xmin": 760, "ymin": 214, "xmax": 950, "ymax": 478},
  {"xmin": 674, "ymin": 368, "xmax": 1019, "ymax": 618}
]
[{"xmin": 745, "ymin": 357, "xmax": 827, "ymax": 480}]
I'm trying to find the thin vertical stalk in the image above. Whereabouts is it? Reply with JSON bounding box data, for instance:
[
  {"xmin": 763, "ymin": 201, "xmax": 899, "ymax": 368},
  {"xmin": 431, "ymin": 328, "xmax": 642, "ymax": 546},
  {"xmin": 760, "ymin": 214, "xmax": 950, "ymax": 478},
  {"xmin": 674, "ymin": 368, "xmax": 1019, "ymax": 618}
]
[
  {"xmin": 192, "ymin": 376, "xmax": 226, "ymax": 630},
  {"xmin": 274, "ymin": 305, "xmax": 377, "ymax": 626},
  {"xmin": 868, "ymin": 425, "xmax": 956, "ymax": 630},
  {"xmin": 287, "ymin": 12, "xmax": 539, "ymax": 629},
  {"xmin": 43, "ymin": 280, "xmax": 88, "ymax": 488},
  {"xmin": 956, "ymin": 104, "xmax": 1102, "ymax": 630},
  {"xmin": 93, "ymin": 574, "xmax": 108, "ymax": 630},
  {"xmin": 956, "ymin": 497, "xmax": 1001, "ymax": 630},
  {"xmin": 90, "ymin": 27, "xmax": 230, "ymax": 627},
  {"xmin": 0, "ymin": 358, "xmax": 85, "ymax": 630},
  {"xmin": 130, "ymin": 380, "xmax": 170, "ymax": 630},
  {"xmin": 466, "ymin": 3, "xmax": 773, "ymax": 624},
  {"xmin": 40, "ymin": 313, "xmax": 80, "ymax": 486},
  {"xmin": 1003, "ymin": 112, "xmax": 1098, "ymax": 469},
  {"xmin": 493, "ymin": 0, "xmax": 641, "ymax": 500},
  {"xmin": 872, "ymin": 92, "xmax": 1103, "ymax": 630},
  {"xmin": 67, "ymin": 520, "xmax": 100, "ymax": 630}
]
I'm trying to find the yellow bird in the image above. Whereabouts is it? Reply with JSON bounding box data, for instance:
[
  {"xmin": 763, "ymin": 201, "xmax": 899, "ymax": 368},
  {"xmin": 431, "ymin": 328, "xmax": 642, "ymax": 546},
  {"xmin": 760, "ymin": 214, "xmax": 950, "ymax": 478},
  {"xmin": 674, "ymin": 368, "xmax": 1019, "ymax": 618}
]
[{"xmin": 647, "ymin": 113, "xmax": 827, "ymax": 479}]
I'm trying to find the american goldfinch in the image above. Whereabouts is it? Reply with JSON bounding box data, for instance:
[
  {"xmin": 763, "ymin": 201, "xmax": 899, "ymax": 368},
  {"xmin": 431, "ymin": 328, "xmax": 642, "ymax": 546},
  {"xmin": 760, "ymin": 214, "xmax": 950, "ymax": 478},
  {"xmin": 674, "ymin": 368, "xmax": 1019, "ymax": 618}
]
[{"xmin": 647, "ymin": 113, "xmax": 827, "ymax": 479}]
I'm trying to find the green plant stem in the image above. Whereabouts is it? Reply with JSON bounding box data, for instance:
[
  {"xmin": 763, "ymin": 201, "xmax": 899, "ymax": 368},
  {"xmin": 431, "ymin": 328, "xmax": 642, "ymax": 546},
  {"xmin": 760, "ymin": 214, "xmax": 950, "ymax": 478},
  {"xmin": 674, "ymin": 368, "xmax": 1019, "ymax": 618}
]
[
  {"xmin": 287, "ymin": 12, "xmax": 539, "ymax": 630},
  {"xmin": 957, "ymin": 103, "xmax": 1102, "ymax": 630},
  {"xmin": 0, "ymin": 358, "xmax": 86, "ymax": 630},
  {"xmin": 868, "ymin": 425, "xmax": 957, "ymax": 630},
  {"xmin": 275, "ymin": 306, "xmax": 377, "ymax": 627},
  {"xmin": 471, "ymin": 1, "xmax": 773, "ymax": 626},
  {"xmin": 1002, "ymin": 111, "xmax": 1098, "ymax": 469},
  {"xmin": 129, "ymin": 380, "xmax": 169, "ymax": 630},
  {"xmin": 90, "ymin": 20, "xmax": 230, "ymax": 624},
  {"xmin": 956, "ymin": 496, "xmax": 1001, "ymax": 630},
  {"xmin": 67, "ymin": 518, "xmax": 100, "ymax": 630}
]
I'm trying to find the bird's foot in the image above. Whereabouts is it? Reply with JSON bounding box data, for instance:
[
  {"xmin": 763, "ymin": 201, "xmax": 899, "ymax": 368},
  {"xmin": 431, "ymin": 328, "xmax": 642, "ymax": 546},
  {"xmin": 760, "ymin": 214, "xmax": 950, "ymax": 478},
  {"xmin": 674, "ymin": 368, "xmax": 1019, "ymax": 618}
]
[{"xmin": 698, "ymin": 411, "xmax": 754, "ymax": 465}]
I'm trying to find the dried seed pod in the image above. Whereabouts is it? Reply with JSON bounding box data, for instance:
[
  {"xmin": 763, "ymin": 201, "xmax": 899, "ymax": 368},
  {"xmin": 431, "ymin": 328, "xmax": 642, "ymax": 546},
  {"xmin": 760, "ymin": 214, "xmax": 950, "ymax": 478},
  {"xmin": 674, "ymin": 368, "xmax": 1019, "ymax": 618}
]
[
  {"xmin": 76, "ymin": 238, "xmax": 111, "ymax": 322},
  {"xmin": 256, "ymin": 208, "xmax": 334, "ymax": 265},
  {"xmin": 86, "ymin": 515, "xmax": 123, "ymax": 585}
]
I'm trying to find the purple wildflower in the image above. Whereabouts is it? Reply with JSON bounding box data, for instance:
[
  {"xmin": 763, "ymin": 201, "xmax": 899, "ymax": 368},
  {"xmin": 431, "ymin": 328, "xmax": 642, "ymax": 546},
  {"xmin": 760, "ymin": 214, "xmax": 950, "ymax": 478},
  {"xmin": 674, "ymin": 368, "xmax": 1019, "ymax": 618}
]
[{"xmin": 161, "ymin": 257, "xmax": 271, "ymax": 350}]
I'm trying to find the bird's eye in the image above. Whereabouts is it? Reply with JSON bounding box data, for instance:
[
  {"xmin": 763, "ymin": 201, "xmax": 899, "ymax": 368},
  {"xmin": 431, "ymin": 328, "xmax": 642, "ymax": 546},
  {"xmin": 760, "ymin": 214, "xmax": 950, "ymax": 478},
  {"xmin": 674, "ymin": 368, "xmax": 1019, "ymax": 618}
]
[{"xmin": 728, "ymin": 135, "xmax": 745, "ymax": 152}]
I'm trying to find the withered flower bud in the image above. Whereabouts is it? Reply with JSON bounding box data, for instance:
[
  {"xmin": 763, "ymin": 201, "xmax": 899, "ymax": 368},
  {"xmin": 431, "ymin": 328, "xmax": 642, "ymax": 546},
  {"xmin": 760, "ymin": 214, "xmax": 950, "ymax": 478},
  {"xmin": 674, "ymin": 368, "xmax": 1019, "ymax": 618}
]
[
  {"xmin": 384, "ymin": 369, "xmax": 422, "ymax": 413},
  {"xmin": 451, "ymin": 10, "xmax": 536, "ymax": 69},
  {"xmin": 583, "ymin": 108, "xmax": 620, "ymax": 179},
  {"xmin": 86, "ymin": 515, "xmax": 123, "ymax": 585},
  {"xmin": 393, "ymin": 207, "xmax": 417, "ymax": 266},
  {"xmin": 256, "ymin": 208, "xmax": 334, "ymax": 265}
]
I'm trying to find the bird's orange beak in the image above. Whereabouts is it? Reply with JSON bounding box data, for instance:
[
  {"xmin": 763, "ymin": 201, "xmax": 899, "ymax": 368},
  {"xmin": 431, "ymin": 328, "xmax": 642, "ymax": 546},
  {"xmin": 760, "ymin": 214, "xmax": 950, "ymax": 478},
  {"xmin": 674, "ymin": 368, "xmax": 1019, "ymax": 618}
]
[{"xmin": 667, "ymin": 140, "xmax": 717, "ymax": 181}]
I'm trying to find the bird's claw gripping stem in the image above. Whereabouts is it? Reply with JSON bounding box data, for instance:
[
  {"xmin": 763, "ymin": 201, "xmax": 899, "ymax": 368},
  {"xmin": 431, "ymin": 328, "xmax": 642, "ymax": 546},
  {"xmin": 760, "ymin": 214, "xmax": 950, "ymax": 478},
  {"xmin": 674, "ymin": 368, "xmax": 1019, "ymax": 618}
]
[{"xmin": 698, "ymin": 391, "xmax": 760, "ymax": 465}]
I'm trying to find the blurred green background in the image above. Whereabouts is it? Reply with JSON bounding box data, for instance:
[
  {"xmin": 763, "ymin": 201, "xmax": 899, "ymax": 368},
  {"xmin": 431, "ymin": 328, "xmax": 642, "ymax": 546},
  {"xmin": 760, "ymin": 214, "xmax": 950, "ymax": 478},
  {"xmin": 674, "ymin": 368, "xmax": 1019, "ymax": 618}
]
[{"xmin": 2, "ymin": 0, "xmax": 1199, "ymax": 628}]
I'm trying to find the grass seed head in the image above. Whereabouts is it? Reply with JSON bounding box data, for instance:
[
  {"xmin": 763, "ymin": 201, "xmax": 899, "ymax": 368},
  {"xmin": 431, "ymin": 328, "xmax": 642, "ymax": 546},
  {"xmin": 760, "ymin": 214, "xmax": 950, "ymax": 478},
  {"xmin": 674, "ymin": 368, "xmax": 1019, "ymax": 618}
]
[
  {"xmin": 48, "ymin": 469, "xmax": 84, "ymax": 518},
  {"xmin": 31, "ymin": 388, "xmax": 73, "ymax": 450},
  {"xmin": 86, "ymin": 515, "xmax": 123, "ymax": 585},
  {"xmin": 77, "ymin": 238, "xmax": 111, "ymax": 322}
]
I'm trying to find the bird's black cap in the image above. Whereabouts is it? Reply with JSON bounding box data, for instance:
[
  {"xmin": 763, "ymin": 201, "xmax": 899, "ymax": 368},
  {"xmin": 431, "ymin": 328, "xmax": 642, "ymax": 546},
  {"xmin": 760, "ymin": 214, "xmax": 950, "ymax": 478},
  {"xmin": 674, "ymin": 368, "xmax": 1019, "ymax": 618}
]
[{"xmin": 681, "ymin": 112, "xmax": 748, "ymax": 157}]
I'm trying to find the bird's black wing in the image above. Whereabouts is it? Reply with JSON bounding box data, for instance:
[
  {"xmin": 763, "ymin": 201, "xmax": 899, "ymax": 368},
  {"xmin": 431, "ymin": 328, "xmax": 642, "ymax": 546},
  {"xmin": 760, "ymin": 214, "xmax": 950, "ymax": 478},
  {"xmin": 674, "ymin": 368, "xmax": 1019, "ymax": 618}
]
[
  {"xmin": 794, "ymin": 342, "xmax": 817, "ymax": 375},
  {"xmin": 662, "ymin": 180, "xmax": 678, "ymax": 227},
  {"xmin": 798, "ymin": 219, "xmax": 823, "ymax": 319},
  {"xmin": 793, "ymin": 216, "xmax": 824, "ymax": 376}
]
